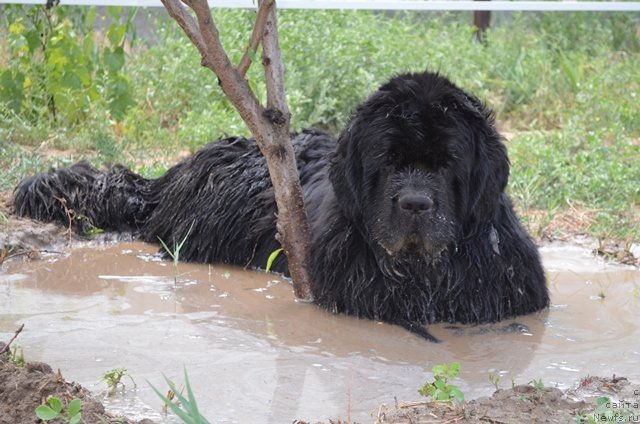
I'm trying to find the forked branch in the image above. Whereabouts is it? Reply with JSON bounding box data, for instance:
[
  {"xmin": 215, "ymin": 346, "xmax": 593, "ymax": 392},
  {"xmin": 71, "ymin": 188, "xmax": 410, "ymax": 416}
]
[
  {"xmin": 237, "ymin": 1, "xmax": 272, "ymax": 77},
  {"xmin": 161, "ymin": 0, "xmax": 205, "ymax": 55},
  {"xmin": 159, "ymin": 0, "xmax": 313, "ymax": 301}
]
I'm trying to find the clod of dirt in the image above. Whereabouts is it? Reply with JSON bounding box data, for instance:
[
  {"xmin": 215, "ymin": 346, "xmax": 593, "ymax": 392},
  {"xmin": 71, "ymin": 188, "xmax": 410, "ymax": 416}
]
[
  {"xmin": 0, "ymin": 342, "xmax": 148, "ymax": 424},
  {"xmin": 376, "ymin": 377, "xmax": 640, "ymax": 423},
  {"xmin": 0, "ymin": 190, "xmax": 71, "ymax": 260},
  {"xmin": 0, "ymin": 190, "xmax": 135, "ymax": 266},
  {"xmin": 595, "ymin": 239, "xmax": 640, "ymax": 267}
]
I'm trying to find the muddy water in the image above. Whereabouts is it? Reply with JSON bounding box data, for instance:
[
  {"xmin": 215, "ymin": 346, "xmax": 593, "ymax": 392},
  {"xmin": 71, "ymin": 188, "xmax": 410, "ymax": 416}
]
[{"xmin": 1, "ymin": 240, "xmax": 639, "ymax": 423}]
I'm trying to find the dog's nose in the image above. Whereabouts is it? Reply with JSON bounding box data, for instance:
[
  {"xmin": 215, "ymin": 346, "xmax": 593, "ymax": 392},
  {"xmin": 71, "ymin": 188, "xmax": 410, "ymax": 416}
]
[{"xmin": 398, "ymin": 193, "xmax": 433, "ymax": 213}]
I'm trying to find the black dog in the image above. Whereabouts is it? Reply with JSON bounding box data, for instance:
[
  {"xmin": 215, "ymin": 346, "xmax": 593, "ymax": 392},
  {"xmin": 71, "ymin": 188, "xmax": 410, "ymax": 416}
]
[{"xmin": 13, "ymin": 71, "xmax": 549, "ymax": 340}]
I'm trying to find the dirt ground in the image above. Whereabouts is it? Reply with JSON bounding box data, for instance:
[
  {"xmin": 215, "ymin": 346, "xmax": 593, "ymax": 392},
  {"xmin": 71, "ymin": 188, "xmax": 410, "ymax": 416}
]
[
  {"xmin": 371, "ymin": 375, "xmax": 640, "ymax": 424},
  {"xmin": 0, "ymin": 341, "xmax": 152, "ymax": 424},
  {"xmin": 2, "ymin": 189, "xmax": 640, "ymax": 423}
]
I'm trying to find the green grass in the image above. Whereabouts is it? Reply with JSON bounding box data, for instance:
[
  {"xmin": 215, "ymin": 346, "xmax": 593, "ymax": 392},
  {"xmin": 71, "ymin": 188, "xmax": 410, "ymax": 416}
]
[
  {"xmin": 508, "ymin": 125, "xmax": 640, "ymax": 241},
  {"xmin": 0, "ymin": 8, "xmax": 638, "ymax": 242}
]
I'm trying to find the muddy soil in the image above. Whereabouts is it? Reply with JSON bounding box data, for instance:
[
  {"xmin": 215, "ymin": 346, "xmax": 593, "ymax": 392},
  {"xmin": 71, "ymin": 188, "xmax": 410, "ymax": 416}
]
[
  {"xmin": 0, "ymin": 341, "xmax": 151, "ymax": 424},
  {"xmin": 376, "ymin": 376, "xmax": 640, "ymax": 423}
]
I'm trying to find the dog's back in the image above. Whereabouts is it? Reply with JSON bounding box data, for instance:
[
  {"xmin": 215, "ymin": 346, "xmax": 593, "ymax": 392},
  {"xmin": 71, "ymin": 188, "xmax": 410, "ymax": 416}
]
[{"xmin": 12, "ymin": 129, "xmax": 335, "ymax": 273}]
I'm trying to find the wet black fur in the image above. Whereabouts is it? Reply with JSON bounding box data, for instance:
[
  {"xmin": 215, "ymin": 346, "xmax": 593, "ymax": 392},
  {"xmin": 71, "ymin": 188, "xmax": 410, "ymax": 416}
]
[{"xmin": 13, "ymin": 72, "xmax": 549, "ymax": 338}]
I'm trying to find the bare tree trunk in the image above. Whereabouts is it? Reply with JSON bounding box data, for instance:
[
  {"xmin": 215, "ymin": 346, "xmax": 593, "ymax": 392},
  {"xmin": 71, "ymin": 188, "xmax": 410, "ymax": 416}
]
[
  {"xmin": 160, "ymin": 0, "xmax": 313, "ymax": 301},
  {"xmin": 473, "ymin": 0, "xmax": 491, "ymax": 41}
]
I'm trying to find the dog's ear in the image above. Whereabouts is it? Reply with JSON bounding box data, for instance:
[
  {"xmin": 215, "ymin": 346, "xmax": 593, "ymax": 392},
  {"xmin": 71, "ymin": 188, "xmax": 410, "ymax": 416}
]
[
  {"xmin": 330, "ymin": 117, "xmax": 365, "ymax": 221},
  {"xmin": 450, "ymin": 92, "xmax": 510, "ymax": 224}
]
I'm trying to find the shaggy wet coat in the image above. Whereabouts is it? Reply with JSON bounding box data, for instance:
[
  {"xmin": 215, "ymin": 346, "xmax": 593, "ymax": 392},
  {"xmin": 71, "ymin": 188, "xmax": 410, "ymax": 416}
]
[{"xmin": 13, "ymin": 71, "xmax": 549, "ymax": 339}]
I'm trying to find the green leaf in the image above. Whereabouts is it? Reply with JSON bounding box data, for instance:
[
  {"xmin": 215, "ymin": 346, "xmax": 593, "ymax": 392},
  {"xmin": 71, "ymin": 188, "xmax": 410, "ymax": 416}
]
[
  {"xmin": 435, "ymin": 391, "xmax": 449, "ymax": 401},
  {"xmin": 69, "ymin": 413, "xmax": 82, "ymax": 424},
  {"xmin": 162, "ymin": 374, "xmax": 191, "ymax": 411},
  {"xmin": 148, "ymin": 378, "xmax": 193, "ymax": 423},
  {"xmin": 106, "ymin": 6, "xmax": 123, "ymax": 20},
  {"xmin": 265, "ymin": 248, "xmax": 283, "ymax": 273},
  {"xmin": 77, "ymin": 69, "xmax": 92, "ymax": 87},
  {"xmin": 418, "ymin": 383, "xmax": 435, "ymax": 397},
  {"xmin": 432, "ymin": 364, "xmax": 447, "ymax": 375},
  {"xmin": 24, "ymin": 30, "xmax": 40, "ymax": 53},
  {"xmin": 35, "ymin": 405, "xmax": 59, "ymax": 420},
  {"xmin": 47, "ymin": 396, "xmax": 62, "ymax": 413},
  {"xmin": 175, "ymin": 221, "xmax": 196, "ymax": 253},
  {"xmin": 448, "ymin": 361, "xmax": 460, "ymax": 378},
  {"xmin": 85, "ymin": 7, "xmax": 97, "ymax": 28},
  {"xmin": 107, "ymin": 24, "xmax": 126, "ymax": 47},
  {"xmin": 47, "ymin": 48, "xmax": 69, "ymax": 69},
  {"xmin": 450, "ymin": 388, "xmax": 465, "ymax": 402},
  {"xmin": 0, "ymin": 70, "xmax": 24, "ymax": 112},
  {"xmin": 103, "ymin": 47, "xmax": 125, "ymax": 73},
  {"xmin": 183, "ymin": 367, "xmax": 204, "ymax": 423},
  {"xmin": 67, "ymin": 398, "xmax": 82, "ymax": 416},
  {"xmin": 60, "ymin": 71, "xmax": 81, "ymax": 89},
  {"xmin": 82, "ymin": 36, "xmax": 95, "ymax": 61},
  {"xmin": 157, "ymin": 237, "xmax": 176, "ymax": 261},
  {"xmin": 108, "ymin": 77, "xmax": 134, "ymax": 121},
  {"xmin": 125, "ymin": 8, "xmax": 138, "ymax": 30}
]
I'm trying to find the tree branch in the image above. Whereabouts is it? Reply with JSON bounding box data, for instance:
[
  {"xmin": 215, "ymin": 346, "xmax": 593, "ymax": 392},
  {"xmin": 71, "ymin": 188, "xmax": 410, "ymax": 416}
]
[
  {"xmin": 182, "ymin": 0, "xmax": 229, "ymax": 70},
  {"xmin": 160, "ymin": 0, "xmax": 314, "ymax": 301},
  {"xmin": 261, "ymin": 1, "xmax": 289, "ymax": 121},
  {"xmin": 0, "ymin": 324, "xmax": 25, "ymax": 355},
  {"xmin": 160, "ymin": 0, "xmax": 206, "ymax": 56},
  {"xmin": 258, "ymin": 0, "xmax": 313, "ymax": 300},
  {"xmin": 177, "ymin": 0, "xmax": 264, "ymax": 130},
  {"xmin": 237, "ymin": 0, "xmax": 272, "ymax": 77}
]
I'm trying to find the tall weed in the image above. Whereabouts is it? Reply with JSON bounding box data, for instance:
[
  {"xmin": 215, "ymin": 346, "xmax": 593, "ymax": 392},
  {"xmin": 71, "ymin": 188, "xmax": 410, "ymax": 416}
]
[{"xmin": 0, "ymin": 5, "xmax": 136, "ymax": 125}]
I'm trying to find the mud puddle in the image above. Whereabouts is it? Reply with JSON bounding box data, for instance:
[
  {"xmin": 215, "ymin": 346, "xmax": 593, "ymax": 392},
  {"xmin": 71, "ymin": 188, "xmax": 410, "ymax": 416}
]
[{"xmin": 0, "ymin": 240, "xmax": 639, "ymax": 423}]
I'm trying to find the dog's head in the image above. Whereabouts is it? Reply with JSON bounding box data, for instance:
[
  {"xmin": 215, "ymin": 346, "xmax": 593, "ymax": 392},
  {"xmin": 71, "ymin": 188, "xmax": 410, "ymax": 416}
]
[{"xmin": 330, "ymin": 72, "xmax": 509, "ymax": 259}]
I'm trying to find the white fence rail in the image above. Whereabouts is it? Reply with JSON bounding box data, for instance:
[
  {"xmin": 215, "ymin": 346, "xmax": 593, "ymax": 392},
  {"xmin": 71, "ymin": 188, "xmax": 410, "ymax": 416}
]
[{"xmin": 1, "ymin": 0, "xmax": 639, "ymax": 11}]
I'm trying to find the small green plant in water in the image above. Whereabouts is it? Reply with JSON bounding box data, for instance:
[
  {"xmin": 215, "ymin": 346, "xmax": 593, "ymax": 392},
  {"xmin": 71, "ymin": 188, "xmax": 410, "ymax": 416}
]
[
  {"xmin": 35, "ymin": 396, "xmax": 82, "ymax": 424},
  {"xmin": 149, "ymin": 368, "xmax": 211, "ymax": 424},
  {"xmin": 596, "ymin": 280, "xmax": 609, "ymax": 301},
  {"xmin": 158, "ymin": 221, "xmax": 195, "ymax": 284},
  {"xmin": 529, "ymin": 378, "xmax": 546, "ymax": 392},
  {"xmin": 98, "ymin": 367, "xmax": 136, "ymax": 395},
  {"xmin": 8, "ymin": 344, "xmax": 25, "ymax": 367},
  {"xmin": 77, "ymin": 215, "xmax": 104, "ymax": 237},
  {"xmin": 488, "ymin": 372, "xmax": 501, "ymax": 391},
  {"xmin": 418, "ymin": 362, "xmax": 465, "ymax": 403},
  {"xmin": 265, "ymin": 248, "xmax": 283, "ymax": 273}
]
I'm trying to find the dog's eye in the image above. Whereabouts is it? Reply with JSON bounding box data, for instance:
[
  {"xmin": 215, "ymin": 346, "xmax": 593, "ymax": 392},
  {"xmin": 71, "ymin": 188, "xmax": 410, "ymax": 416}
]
[
  {"xmin": 385, "ymin": 151, "xmax": 399, "ymax": 165},
  {"xmin": 405, "ymin": 162, "xmax": 427, "ymax": 173}
]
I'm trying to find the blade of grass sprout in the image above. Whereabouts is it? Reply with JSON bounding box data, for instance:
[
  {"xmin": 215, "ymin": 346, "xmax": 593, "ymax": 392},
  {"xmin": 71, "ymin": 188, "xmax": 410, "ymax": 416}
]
[
  {"xmin": 265, "ymin": 248, "xmax": 282, "ymax": 273},
  {"xmin": 148, "ymin": 379, "xmax": 193, "ymax": 423},
  {"xmin": 157, "ymin": 237, "xmax": 176, "ymax": 261},
  {"xmin": 175, "ymin": 221, "xmax": 196, "ymax": 256},
  {"xmin": 182, "ymin": 366, "xmax": 209, "ymax": 423}
]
